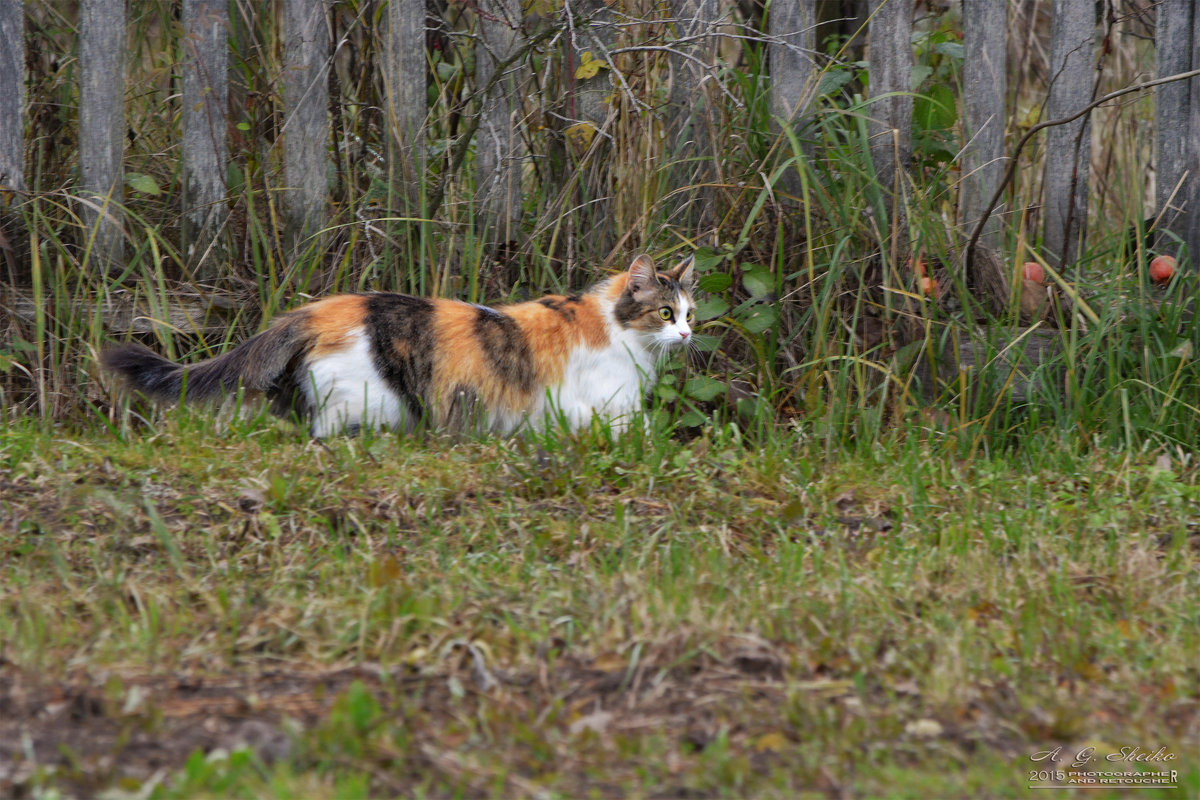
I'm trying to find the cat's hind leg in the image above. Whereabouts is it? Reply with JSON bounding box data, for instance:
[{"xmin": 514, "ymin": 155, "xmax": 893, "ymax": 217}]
[{"xmin": 304, "ymin": 332, "xmax": 406, "ymax": 437}]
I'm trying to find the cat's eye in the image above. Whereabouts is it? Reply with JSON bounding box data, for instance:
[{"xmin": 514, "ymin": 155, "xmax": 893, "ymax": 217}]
[
  {"xmin": 685, "ymin": 308, "xmax": 694, "ymax": 322},
  {"xmin": 658, "ymin": 307, "xmax": 673, "ymax": 320}
]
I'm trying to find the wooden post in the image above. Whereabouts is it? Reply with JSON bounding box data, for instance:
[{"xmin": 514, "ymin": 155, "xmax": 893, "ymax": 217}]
[
  {"xmin": 282, "ymin": 0, "xmax": 331, "ymax": 267},
  {"xmin": 383, "ymin": 0, "xmax": 426, "ymax": 209},
  {"xmin": 866, "ymin": 0, "xmax": 912, "ymax": 235},
  {"xmin": 768, "ymin": 0, "xmax": 816, "ymax": 174},
  {"xmin": 475, "ymin": 0, "xmax": 523, "ymax": 246},
  {"xmin": 960, "ymin": 1, "xmax": 1006, "ymax": 254},
  {"xmin": 0, "ymin": 0, "xmax": 24, "ymax": 279},
  {"xmin": 1183, "ymin": 4, "xmax": 1200, "ymax": 266},
  {"xmin": 768, "ymin": 0, "xmax": 816, "ymax": 126},
  {"xmin": 79, "ymin": 0, "xmax": 127, "ymax": 275},
  {"xmin": 1154, "ymin": 0, "xmax": 1192, "ymax": 255},
  {"xmin": 667, "ymin": 0, "xmax": 720, "ymax": 227},
  {"xmin": 181, "ymin": 0, "xmax": 229, "ymax": 283},
  {"xmin": 1041, "ymin": 0, "xmax": 1094, "ymax": 271},
  {"xmin": 561, "ymin": 0, "xmax": 619, "ymax": 266}
]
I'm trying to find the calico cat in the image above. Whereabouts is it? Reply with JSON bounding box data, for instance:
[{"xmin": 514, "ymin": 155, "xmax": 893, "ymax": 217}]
[{"xmin": 102, "ymin": 254, "xmax": 697, "ymax": 437}]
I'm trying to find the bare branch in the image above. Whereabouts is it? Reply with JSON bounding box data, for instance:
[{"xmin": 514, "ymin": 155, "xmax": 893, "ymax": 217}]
[{"xmin": 965, "ymin": 67, "xmax": 1200, "ymax": 268}]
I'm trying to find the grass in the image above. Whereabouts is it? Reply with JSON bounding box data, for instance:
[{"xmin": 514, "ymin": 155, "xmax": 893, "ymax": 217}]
[
  {"xmin": 1, "ymin": 406, "xmax": 1198, "ymax": 798},
  {"xmin": 4, "ymin": 2, "xmax": 1200, "ymax": 797}
]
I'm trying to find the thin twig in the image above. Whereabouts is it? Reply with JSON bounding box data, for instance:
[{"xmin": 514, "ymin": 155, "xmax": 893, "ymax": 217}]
[{"xmin": 965, "ymin": 67, "xmax": 1200, "ymax": 268}]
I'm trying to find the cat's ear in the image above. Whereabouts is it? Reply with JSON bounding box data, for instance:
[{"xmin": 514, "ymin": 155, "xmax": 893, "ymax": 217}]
[
  {"xmin": 666, "ymin": 254, "xmax": 697, "ymax": 293},
  {"xmin": 627, "ymin": 254, "xmax": 657, "ymax": 294}
]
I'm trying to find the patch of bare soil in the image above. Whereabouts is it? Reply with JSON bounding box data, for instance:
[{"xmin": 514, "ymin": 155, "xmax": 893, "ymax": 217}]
[
  {"xmin": 0, "ymin": 658, "xmax": 376, "ymax": 795},
  {"xmin": 0, "ymin": 638, "xmax": 829, "ymax": 797},
  {"xmin": 4, "ymin": 633, "xmax": 1180, "ymax": 798}
]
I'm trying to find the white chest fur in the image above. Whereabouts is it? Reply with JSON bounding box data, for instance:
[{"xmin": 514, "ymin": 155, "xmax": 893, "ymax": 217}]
[{"xmin": 543, "ymin": 324, "xmax": 658, "ymax": 432}]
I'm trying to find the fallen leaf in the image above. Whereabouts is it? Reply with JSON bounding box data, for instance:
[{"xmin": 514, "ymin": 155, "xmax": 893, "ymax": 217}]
[
  {"xmin": 754, "ymin": 731, "xmax": 788, "ymax": 752},
  {"xmin": 905, "ymin": 718, "xmax": 943, "ymax": 738},
  {"xmin": 569, "ymin": 710, "xmax": 613, "ymax": 736}
]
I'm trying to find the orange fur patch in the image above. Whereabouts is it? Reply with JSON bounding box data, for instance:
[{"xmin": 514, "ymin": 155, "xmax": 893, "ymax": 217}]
[
  {"xmin": 429, "ymin": 295, "xmax": 611, "ymax": 420},
  {"xmin": 603, "ymin": 272, "xmax": 631, "ymax": 302},
  {"xmin": 430, "ymin": 302, "xmax": 528, "ymax": 419},
  {"xmin": 305, "ymin": 295, "xmax": 368, "ymax": 357}
]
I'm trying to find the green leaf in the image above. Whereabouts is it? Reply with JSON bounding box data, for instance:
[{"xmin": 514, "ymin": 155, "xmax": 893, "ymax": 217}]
[
  {"xmin": 125, "ymin": 173, "xmax": 160, "ymax": 196},
  {"xmin": 892, "ymin": 340, "xmax": 926, "ymax": 373},
  {"xmin": 677, "ymin": 410, "xmax": 707, "ymax": 428},
  {"xmin": 695, "ymin": 296, "xmax": 729, "ymax": 322},
  {"xmin": 914, "ymin": 84, "xmax": 957, "ymax": 133},
  {"xmin": 818, "ymin": 68, "xmax": 856, "ymax": 97},
  {"xmin": 740, "ymin": 304, "xmax": 779, "ymax": 334},
  {"xmin": 910, "ymin": 64, "xmax": 933, "ymax": 89},
  {"xmin": 741, "ymin": 266, "xmax": 774, "ymax": 299},
  {"xmin": 693, "ymin": 247, "xmax": 725, "ymax": 271},
  {"xmin": 684, "ymin": 376, "xmax": 726, "ymax": 402},
  {"xmin": 698, "ymin": 273, "xmax": 732, "ymax": 293},
  {"xmin": 934, "ymin": 41, "xmax": 964, "ymax": 60}
]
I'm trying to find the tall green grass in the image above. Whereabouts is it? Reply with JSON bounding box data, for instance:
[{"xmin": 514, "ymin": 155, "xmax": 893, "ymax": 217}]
[{"xmin": 3, "ymin": 2, "xmax": 1197, "ymax": 459}]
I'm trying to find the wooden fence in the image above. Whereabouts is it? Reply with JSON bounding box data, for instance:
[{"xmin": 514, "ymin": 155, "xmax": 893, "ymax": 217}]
[{"xmin": 0, "ymin": 0, "xmax": 1195, "ymax": 286}]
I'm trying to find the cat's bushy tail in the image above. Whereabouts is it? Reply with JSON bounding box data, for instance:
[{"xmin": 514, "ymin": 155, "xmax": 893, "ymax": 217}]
[{"xmin": 101, "ymin": 313, "xmax": 311, "ymax": 403}]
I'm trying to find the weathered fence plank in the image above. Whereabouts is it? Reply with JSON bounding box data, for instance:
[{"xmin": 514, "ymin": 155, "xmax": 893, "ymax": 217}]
[
  {"xmin": 282, "ymin": 0, "xmax": 331, "ymax": 265},
  {"xmin": 1154, "ymin": 0, "xmax": 1192, "ymax": 255},
  {"xmin": 475, "ymin": 0, "xmax": 523, "ymax": 245},
  {"xmin": 768, "ymin": 0, "xmax": 816, "ymax": 173},
  {"xmin": 383, "ymin": 0, "xmax": 426, "ymax": 207},
  {"xmin": 79, "ymin": 0, "xmax": 127, "ymax": 274},
  {"xmin": 0, "ymin": 0, "xmax": 24, "ymax": 278},
  {"xmin": 1185, "ymin": 4, "xmax": 1200, "ymax": 267},
  {"xmin": 667, "ymin": 0, "xmax": 720, "ymax": 227},
  {"xmin": 1041, "ymin": 0, "xmax": 1094, "ymax": 270},
  {"xmin": 866, "ymin": 0, "xmax": 912, "ymax": 228},
  {"xmin": 0, "ymin": 0, "xmax": 23, "ymax": 197},
  {"xmin": 181, "ymin": 0, "xmax": 230, "ymax": 282},
  {"xmin": 960, "ymin": 2, "xmax": 1006, "ymax": 253}
]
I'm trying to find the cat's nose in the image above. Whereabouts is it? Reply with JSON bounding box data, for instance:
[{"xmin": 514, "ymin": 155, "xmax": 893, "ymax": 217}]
[{"xmin": 679, "ymin": 330, "xmax": 690, "ymax": 339}]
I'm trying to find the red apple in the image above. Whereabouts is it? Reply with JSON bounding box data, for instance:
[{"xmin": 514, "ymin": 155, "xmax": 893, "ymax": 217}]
[
  {"xmin": 1150, "ymin": 254, "xmax": 1176, "ymax": 285},
  {"xmin": 1022, "ymin": 261, "xmax": 1046, "ymax": 285}
]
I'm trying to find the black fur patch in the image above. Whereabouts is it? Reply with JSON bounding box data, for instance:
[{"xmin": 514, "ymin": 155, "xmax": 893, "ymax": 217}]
[
  {"xmin": 536, "ymin": 294, "xmax": 582, "ymax": 321},
  {"xmin": 365, "ymin": 293, "xmax": 437, "ymax": 419},
  {"xmin": 101, "ymin": 343, "xmax": 185, "ymax": 396},
  {"xmin": 473, "ymin": 306, "xmax": 536, "ymax": 394},
  {"xmin": 614, "ymin": 277, "xmax": 683, "ymax": 328},
  {"xmin": 613, "ymin": 294, "xmax": 646, "ymax": 326}
]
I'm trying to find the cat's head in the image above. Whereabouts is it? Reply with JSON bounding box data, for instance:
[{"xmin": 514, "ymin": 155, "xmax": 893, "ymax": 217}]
[{"xmin": 612, "ymin": 254, "xmax": 697, "ymax": 350}]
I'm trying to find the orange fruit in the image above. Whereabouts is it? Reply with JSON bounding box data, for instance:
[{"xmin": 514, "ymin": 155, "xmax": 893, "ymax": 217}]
[
  {"xmin": 1022, "ymin": 261, "xmax": 1046, "ymax": 285},
  {"xmin": 1150, "ymin": 254, "xmax": 1176, "ymax": 284}
]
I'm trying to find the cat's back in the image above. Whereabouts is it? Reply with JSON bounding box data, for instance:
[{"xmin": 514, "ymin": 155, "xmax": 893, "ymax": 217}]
[
  {"xmin": 307, "ymin": 289, "xmax": 612, "ymax": 361},
  {"xmin": 298, "ymin": 288, "xmax": 616, "ymax": 425}
]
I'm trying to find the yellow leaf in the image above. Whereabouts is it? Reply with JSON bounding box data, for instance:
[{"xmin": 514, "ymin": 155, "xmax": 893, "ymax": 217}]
[
  {"xmin": 564, "ymin": 122, "xmax": 597, "ymax": 151},
  {"xmin": 591, "ymin": 651, "xmax": 626, "ymax": 671},
  {"xmin": 575, "ymin": 51, "xmax": 607, "ymax": 80},
  {"xmin": 755, "ymin": 731, "xmax": 788, "ymax": 752}
]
